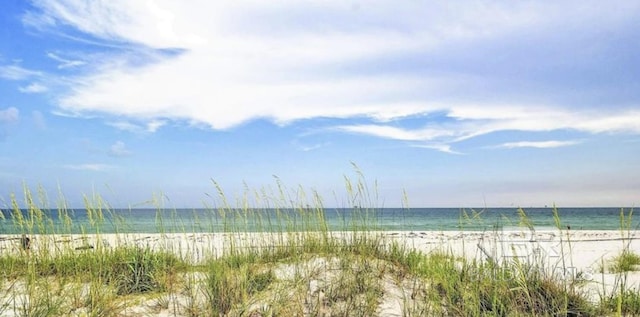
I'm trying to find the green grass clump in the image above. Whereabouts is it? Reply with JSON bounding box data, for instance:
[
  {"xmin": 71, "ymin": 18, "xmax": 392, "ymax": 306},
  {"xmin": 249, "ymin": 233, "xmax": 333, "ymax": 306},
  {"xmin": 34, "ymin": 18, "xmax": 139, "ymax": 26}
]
[
  {"xmin": 402, "ymin": 253, "xmax": 595, "ymax": 316},
  {"xmin": 601, "ymin": 289, "xmax": 640, "ymax": 316},
  {"xmin": 610, "ymin": 251, "xmax": 640, "ymax": 273},
  {"xmin": 105, "ymin": 247, "xmax": 184, "ymax": 295},
  {"xmin": 1, "ymin": 246, "xmax": 184, "ymax": 295},
  {"xmin": 204, "ymin": 259, "xmax": 275, "ymax": 316}
]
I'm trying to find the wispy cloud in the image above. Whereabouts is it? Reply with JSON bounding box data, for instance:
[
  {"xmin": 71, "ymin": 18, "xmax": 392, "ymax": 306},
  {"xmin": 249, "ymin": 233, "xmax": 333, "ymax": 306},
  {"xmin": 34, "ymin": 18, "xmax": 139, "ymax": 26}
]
[
  {"xmin": 410, "ymin": 143, "xmax": 463, "ymax": 155},
  {"xmin": 293, "ymin": 141, "xmax": 331, "ymax": 152},
  {"xmin": 335, "ymin": 123, "xmax": 458, "ymax": 142},
  {"xmin": 0, "ymin": 107, "xmax": 19, "ymax": 123},
  {"xmin": 46, "ymin": 52, "xmax": 86, "ymax": 69},
  {"xmin": 107, "ymin": 120, "xmax": 165, "ymax": 133},
  {"xmin": 62, "ymin": 163, "xmax": 113, "ymax": 171},
  {"xmin": 145, "ymin": 120, "xmax": 165, "ymax": 133},
  {"xmin": 19, "ymin": 82, "xmax": 48, "ymax": 93},
  {"xmin": 108, "ymin": 141, "xmax": 132, "ymax": 157},
  {"xmin": 0, "ymin": 65, "xmax": 42, "ymax": 80},
  {"xmin": 16, "ymin": 1, "xmax": 640, "ymax": 152},
  {"xmin": 334, "ymin": 107, "xmax": 640, "ymax": 149},
  {"xmin": 0, "ymin": 107, "xmax": 19, "ymax": 141},
  {"xmin": 497, "ymin": 140, "xmax": 582, "ymax": 149}
]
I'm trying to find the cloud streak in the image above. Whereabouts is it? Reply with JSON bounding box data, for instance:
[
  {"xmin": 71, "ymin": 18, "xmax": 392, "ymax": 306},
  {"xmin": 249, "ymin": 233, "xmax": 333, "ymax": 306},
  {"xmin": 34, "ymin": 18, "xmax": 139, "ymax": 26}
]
[
  {"xmin": 335, "ymin": 107, "xmax": 640, "ymax": 147},
  {"xmin": 19, "ymin": 82, "xmax": 48, "ymax": 93},
  {"xmin": 0, "ymin": 65, "xmax": 42, "ymax": 80},
  {"xmin": 107, "ymin": 120, "xmax": 165, "ymax": 134},
  {"xmin": 497, "ymin": 140, "xmax": 582, "ymax": 149},
  {"xmin": 108, "ymin": 141, "xmax": 132, "ymax": 157},
  {"xmin": 62, "ymin": 163, "xmax": 113, "ymax": 171},
  {"xmin": 0, "ymin": 107, "xmax": 19, "ymax": 123},
  {"xmin": 18, "ymin": 0, "xmax": 640, "ymax": 151},
  {"xmin": 46, "ymin": 52, "xmax": 86, "ymax": 69}
]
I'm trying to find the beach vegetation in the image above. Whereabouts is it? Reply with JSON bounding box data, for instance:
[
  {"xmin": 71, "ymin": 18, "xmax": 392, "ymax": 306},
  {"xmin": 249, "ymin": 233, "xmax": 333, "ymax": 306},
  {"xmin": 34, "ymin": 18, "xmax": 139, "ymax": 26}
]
[
  {"xmin": 602, "ymin": 288, "xmax": 640, "ymax": 316},
  {"xmin": 610, "ymin": 251, "xmax": 640, "ymax": 273},
  {"xmin": 0, "ymin": 176, "xmax": 638, "ymax": 316}
]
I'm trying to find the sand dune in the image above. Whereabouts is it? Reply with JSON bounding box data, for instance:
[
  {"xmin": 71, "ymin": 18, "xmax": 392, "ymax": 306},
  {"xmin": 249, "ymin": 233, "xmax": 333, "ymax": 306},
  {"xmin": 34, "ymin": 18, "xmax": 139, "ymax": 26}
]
[{"xmin": 2, "ymin": 229, "xmax": 639, "ymax": 316}]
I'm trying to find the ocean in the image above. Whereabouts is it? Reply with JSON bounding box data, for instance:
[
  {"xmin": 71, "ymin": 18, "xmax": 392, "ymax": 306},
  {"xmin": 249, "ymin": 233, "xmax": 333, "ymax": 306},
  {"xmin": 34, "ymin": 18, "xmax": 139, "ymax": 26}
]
[{"xmin": 0, "ymin": 207, "xmax": 636, "ymax": 234}]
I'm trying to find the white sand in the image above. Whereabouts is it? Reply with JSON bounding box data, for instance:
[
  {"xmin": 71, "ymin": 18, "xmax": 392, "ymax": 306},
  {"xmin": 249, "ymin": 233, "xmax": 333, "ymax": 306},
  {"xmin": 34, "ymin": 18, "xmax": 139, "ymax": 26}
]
[
  {"xmin": 3, "ymin": 229, "xmax": 639, "ymax": 289},
  {"xmin": 3, "ymin": 229, "xmax": 637, "ymax": 267}
]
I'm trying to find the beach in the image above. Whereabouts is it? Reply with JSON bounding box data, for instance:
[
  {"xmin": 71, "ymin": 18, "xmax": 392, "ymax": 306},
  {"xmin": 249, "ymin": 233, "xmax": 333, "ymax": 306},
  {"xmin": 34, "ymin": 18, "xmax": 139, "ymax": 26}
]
[
  {"xmin": 3, "ymin": 229, "xmax": 638, "ymax": 267},
  {"xmin": 2, "ymin": 229, "xmax": 640, "ymax": 316}
]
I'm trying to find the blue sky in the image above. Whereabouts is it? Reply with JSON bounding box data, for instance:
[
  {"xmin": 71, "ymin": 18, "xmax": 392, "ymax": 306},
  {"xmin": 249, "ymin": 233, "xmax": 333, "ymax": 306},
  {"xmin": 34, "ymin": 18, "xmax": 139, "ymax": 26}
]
[{"xmin": 1, "ymin": 1, "xmax": 639, "ymax": 208}]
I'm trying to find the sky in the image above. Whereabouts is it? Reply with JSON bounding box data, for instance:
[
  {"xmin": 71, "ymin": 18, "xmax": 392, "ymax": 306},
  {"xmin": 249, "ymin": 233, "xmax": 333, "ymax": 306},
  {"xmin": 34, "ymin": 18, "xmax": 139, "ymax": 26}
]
[{"xmin": 1, "ymin": 1, "xmax": 639, "ymax": 209}]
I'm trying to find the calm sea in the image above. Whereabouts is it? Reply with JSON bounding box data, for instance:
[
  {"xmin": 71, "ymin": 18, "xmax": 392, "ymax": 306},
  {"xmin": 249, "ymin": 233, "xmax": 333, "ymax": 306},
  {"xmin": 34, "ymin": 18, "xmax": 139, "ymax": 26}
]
[{"xmin": 0, "ymin": 207, "xmax": 636, "ymax": 234}]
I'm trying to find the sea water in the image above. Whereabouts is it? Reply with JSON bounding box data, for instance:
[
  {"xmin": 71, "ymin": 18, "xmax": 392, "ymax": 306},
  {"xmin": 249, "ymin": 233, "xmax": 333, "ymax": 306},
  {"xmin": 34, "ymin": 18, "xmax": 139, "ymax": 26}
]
[{"xmin": 0, "ymin": 207, "xmax": 636, "ymax": 234}]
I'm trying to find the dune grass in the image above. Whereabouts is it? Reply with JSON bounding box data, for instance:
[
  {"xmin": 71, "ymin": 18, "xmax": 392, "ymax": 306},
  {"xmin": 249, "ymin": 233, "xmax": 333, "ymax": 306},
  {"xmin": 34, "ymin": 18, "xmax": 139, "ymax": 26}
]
[{"xmin": 0, "ymin": 176, "xmax": 639, "ymax": 316}]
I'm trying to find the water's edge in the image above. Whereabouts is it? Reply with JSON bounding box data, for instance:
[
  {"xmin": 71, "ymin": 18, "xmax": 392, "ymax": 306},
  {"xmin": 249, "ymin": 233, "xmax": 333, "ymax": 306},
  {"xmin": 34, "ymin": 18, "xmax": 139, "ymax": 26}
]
[{"xmin": 0, "ymin": 207, "xmax": 635, "ymax": 234}]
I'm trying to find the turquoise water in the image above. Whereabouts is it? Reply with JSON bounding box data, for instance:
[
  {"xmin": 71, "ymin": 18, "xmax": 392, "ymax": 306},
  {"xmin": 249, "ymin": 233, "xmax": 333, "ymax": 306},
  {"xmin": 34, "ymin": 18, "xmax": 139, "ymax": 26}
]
[{"xmin": 0, "ymin": 207, "xmax": 636, "ymax": 234}]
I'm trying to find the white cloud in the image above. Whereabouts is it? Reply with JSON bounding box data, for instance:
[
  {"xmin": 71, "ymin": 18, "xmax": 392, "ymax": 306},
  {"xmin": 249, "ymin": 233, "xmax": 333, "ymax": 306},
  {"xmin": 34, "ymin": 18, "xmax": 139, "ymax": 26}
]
[
  {"xmin": 410, "ymin": 143, "xmax": 463, "ymax": 155},
  {"xmin": 0, "ymin": 107, "xmax": 19, "ymax": 123},
  {"xmin": 334, "ymin": 106, "xmax": 640, "ymax": 148},
  {"xmin": 108, "ymin": 141, "xmax": 132, "ymax": 157},
  {"xmin": 63, "ymin": 163, "xmax": 113, "ymax": 171},
  {"xmin": 0, "ymin": 65, "xmax": 42, "ymax": 80},
  {"xmin": 107, "ymin": 121, "xmax": 142, "ymax": 132},
  {"xmin": 572, "ymin": 111, "xmax": 640, "ymax": 134},
  {"xmin": 19, "ymin": 1, "xmax": 640, "ymax": 150},
  {"xmin": 336, "ymin": 124, "xmax": 457, "ymax": 142},
  {"xmin": 107, "ymin": 120, "xmax": 166, "ymax": 133},
  {"xmin": 497, "ymin": 140, "xmax": 582, "ymax": 149},
  {"xmin": 46, "ymin": 52, "xmax": 86, "ymax": 69},
  {"xmin": 293, "ymin": 141, "xmax": 331, "ymax": 152},
  {"xmin": 19, "ymin": 82, "xmax": 48, "ymax": 93},
  {"xmin": 145, "ymin": 120, "xmax": 165, "ymax": 132}
]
